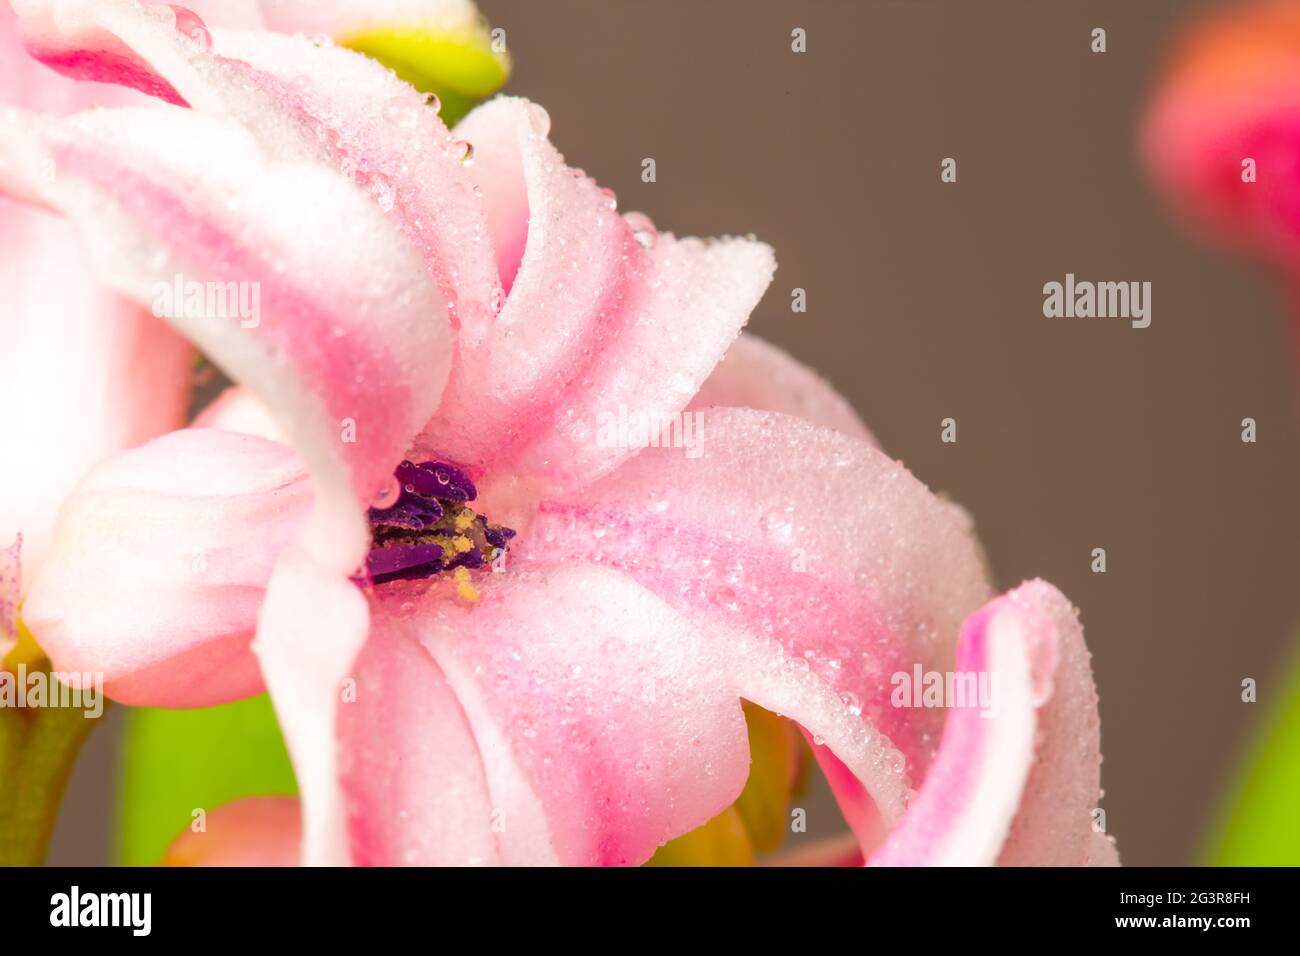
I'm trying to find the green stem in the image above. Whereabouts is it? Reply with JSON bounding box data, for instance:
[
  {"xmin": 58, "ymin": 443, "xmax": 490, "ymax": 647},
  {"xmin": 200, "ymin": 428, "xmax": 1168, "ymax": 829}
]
[{"xmin": 0, "ymin": 664, "xmax": 108, "ymax": 866}]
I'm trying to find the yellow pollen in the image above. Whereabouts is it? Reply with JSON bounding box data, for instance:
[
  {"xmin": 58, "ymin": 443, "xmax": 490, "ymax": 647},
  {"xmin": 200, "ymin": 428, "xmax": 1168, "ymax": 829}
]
[{"xmin": 454, "ymin": 565, "xmax": 479, "ymax": 602}]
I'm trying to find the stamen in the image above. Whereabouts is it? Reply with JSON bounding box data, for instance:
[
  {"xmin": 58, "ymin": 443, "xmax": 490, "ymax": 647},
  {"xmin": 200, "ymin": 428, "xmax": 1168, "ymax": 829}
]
[{"xmin": 361, "ymin": 460, "xmax": 515, "ymax": 588}]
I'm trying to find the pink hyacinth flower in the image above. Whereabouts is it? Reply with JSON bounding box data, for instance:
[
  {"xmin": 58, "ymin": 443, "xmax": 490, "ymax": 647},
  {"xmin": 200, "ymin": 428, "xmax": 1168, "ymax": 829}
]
[
  {"xmin": 5, "ymin": 0, "xmax": 1116, "ymax": 866},
  {"xmin": 0, "ymin": 0, "xmax": 194, "ymax": 659},
  {"xmin": 1143, "ymin": 0, "xmax": 1300, "ymax": 365}
]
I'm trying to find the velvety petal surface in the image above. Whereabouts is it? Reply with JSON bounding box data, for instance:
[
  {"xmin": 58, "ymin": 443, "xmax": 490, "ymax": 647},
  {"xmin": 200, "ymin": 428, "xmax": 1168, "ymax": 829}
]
[
  {"xmin": 0, "ymin": 196, "xmax": 192, "ymax": 588},
  {"xmin": 162, "ymin": 795, "xmax": 301, "ymax": 866},
  {"xmin": 515, "ymin": 408, "xmax": 997, "ymax": 849},
  {"xmin": 418, "ymin": 97, "xmax": 776, "ymax": 492},
  {"xmin": 11, "ymin": 0, "xmax": 501, "ymax": 333},
  {"xmin": 2, "ymin": 102, "xmax": 449, "ymax": 569},
  {"xmin": 254, "ymin": 546, "xmax": 372, "ymax": 866},
  {"xmin": 2, "ymin": 7, "xmax": 193, "ymax": 592},
  {"xmin": 22, "ymin": 427, "xmax": 311, "ymax": 706},
  {"xmin": 867, "ymin": 580, "xmax": 1102, "ymax": 866},
  {"xmin": 337, "ymin": 601, "xmax": 505, "ymax": 866}
]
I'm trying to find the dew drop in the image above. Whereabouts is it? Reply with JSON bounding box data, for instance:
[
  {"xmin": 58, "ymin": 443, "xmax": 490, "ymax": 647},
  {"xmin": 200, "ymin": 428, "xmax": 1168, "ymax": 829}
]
[
  {"xmin": 371, "ymin": 178, "xmax": 396, "ymax": 212},
  {"xmin": 600, "ymin": 187, "xmax": 618, "ymax": 211},
  {"xmin": 455, "ymin": 140, "xmax": 475, "ymax": 166},
  {"xmin": 625, "ymin": 211, "xmax": 657, "ymax": 250},
  {"xmin": 423, "ymin": 92, "xmax": 441, "ymax": 112},
  {"xmin": 373, "ymin": 478, "xmax": 401, "ymax": 509}
]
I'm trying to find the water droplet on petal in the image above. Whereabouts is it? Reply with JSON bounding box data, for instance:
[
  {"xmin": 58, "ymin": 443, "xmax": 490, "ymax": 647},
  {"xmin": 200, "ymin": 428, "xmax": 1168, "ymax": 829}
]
[
  {"xmin": 455, "ymin": 140, "xmax": 475, "ymax": 165},
  {"xmin": 625, "ymin": 211, "xmax": 657, "ymax": 249},
  {"xmin": 373, "ymin": 478, "xmax": 401, "ymax": 509},
  {"xmin": 600, "ymin": 187, "xmax": 618, "ymax": 211},
  {"xmin": 423, "ymin": 92, "xmax": 441, "ymax": 112},
  {"xmin": 169, "ymin": 5, "xmax": 212, "ymax": 51},
  {"xmin": 840, "ymin": 691, "xmax": 863, "ymax": 718}
]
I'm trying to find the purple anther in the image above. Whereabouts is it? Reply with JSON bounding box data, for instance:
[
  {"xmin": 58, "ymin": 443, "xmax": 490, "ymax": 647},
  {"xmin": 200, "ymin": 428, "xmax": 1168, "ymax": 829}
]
[
  {"xmin": 395, "ymin": 459, "xmax": 477, "ymax": 501},
  {"xmin": 367, "ymin": 492, "xmax": 443, "ymax": 532},
  {"xmin": 365, "ymin": 541, "xmax": 444, "ymax": 584}
]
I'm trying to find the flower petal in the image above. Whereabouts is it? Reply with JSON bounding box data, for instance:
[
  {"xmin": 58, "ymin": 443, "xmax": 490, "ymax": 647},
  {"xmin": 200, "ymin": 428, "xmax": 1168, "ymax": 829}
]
[
  {"xmin": 418, "ymin": 97, "xmax": 775, "ymax": 492},
  {"xmin": 517, "ymin": 408, "xmax": 996, "ymax": 844},
  {"xmin": 398, "ymin": 565, "xmax": 752, "ymax": 866},
  {"xmin": 0, "ymin": 196, "xmax": 193, "ymax": 586},
  {"xmin": 337, "ymin": 607, "xmax": 502, "ymax": 866},
  {"xmin": 162, "ymin": 795, "xmax": 301, "ymax": 866},
  {"xmin": 10, "ymin": 0, "xmax": 501, "ymax": 332},
  {"xmin": 994, "ymin": 581, "xmax": 1106, "ymax": 867},
  {"xmin": 252, "ymin": 0, "xmax": 484, "ymax": 38},
  {"xmin": 22, "ymin": 427, "xmax": 311, "ymax": 707},
  {"xmin": 254, "ymin": 545, "xmax": 369, "ymax": 866},
  {"xmin": 251, "ymin": 0, "xmax": 510, "ymax": 124},
  {"xmin": 867, "ymin": 581, "xmax": 1105, "ymax": 866},
  {"xmin": 3, "ymin": 103, "xmax": 449, "ymax": 570},
  {"xmin": 689, "ymin": 333, "xmax": 876, "ymax": 443},
  {"xmin": 0, "ymin": 534, "xmax": 19, "ymax": 660},
  {"xmin": 193, "ymin": 384, "xmax": 287, "ymax": 443},
  {"xmin": 1143, "ymin": 0, "xmax": 1300, "ymax": 265}
]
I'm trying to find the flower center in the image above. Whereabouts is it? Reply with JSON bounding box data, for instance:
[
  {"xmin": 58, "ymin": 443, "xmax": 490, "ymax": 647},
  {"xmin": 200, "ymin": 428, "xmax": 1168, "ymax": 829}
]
[{"xmin": 363, "ymin": 459, "xmax": 515, "ymax": 587}]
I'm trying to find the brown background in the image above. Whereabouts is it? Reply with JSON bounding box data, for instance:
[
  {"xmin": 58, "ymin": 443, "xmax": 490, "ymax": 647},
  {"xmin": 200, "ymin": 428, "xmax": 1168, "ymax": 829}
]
[{"xmin": 52, "ymin": 0, "xmax": 1300, "ymax": 866}]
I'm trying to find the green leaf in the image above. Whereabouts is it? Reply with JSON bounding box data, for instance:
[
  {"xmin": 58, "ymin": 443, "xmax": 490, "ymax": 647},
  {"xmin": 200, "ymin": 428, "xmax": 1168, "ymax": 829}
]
[
  {"xmin": 341, "ymin": 27, "xmax": 510, "ymax": 127},
  {"xmin": 1206, "ymin": 636, "xmax": 1300, "ymax": 865},
  {"xmin": 116, "ymin": 694, "xmax": 296, "ymax": 866}
]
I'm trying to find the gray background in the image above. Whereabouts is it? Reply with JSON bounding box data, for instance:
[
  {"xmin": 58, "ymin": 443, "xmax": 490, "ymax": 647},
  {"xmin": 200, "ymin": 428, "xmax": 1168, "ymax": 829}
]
[{"xmin": 52, "ymin": 0, "xmax": 1300, "ymax": 866}]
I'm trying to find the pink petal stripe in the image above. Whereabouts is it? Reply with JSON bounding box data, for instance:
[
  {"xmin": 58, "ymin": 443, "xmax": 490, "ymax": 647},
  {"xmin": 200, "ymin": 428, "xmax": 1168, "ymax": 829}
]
[
  {"xmin": 516, "ymin": 408, "xmax": 994, "ymax": 837},
  {"xmin": 22, "ymin": 428, "xmax": 311, "ymax": 707},
  {"xmin": 411, "ymin": 565, "xmax": 751, "ymax": 865},
  {"xmin": 995, "ymin": 581, "xmax": 1105, "ymax": 866},
  {"xmin": 866, "ymin": 593, "xmax": 1038, "ymax": 865},
  {"xmin": 207, "ymin": 27, "xmax": 500, "ymax": 332},
  {"xmin": 416, "ymin": 97, "xmax": 646, "ymax": 472},
  {"xmin": 418, "ymin": 98, "xmax": 775, "ymax": 493},
  {"xmin": 867, "ymin": 581, "xmax": 1102, "ymax": 866},
  {"xmin": 11, "ymin": 0, "xmax": 501, "ymax": 331},
  {"xmin": 6, "ymin": 104, "xmax": 449, "ymax": 569},
  {"xmin": 339, "ymin": 603, "xmax": 503, "ymax": 866}
]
